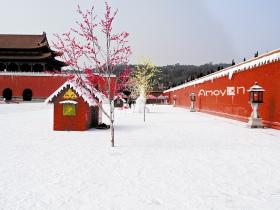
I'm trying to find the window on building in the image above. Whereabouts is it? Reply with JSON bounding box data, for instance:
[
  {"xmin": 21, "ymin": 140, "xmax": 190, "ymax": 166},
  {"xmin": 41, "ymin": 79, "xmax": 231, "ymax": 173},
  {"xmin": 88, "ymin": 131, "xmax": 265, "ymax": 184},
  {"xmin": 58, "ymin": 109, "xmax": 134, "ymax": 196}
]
[{"xmin": 63, "ymin": 103, "xmax": 76, "ymax": 116}]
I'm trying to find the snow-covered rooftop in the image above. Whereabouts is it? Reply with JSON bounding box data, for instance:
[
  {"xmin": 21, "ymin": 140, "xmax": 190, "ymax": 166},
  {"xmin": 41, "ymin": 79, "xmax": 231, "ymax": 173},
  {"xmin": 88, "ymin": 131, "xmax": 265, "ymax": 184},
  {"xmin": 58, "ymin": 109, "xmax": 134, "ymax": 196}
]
[
  {"xmin": 45, "ymin": 77, "xmax": 108, "ymax": 106},
  {"xmin": 164, "ymin": 48, "xmax": 280, "ymax": 93},
  {"xmin": 113, "ymin": 95, "xmax": 126, "ymax": 102}
]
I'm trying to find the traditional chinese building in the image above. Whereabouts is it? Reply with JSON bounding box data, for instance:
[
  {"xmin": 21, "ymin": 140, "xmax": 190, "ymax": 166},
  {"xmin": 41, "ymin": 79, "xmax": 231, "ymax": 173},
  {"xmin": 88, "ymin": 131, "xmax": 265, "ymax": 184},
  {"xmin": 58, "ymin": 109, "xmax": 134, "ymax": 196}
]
[
  {"xmin": 0, "ymin": 33, "xmax": 117, "ymax": 102},
  {"xmin": 0, "ymin": 32, "xmax": 66, "ymax": 72},
  {"xmin": 45, "ymin": 79, "xmax": 106, "ymax": 131},
  {"xmin": 164, "ymin": 49, "xmax": 280, "ymax": 130}
]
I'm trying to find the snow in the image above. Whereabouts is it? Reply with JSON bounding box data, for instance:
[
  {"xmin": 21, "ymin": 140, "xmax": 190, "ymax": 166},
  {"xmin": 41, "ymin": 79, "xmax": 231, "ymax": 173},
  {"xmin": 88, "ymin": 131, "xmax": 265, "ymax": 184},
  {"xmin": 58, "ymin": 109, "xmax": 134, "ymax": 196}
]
[
  {"xmin": 45, "ymin": 78, "xmax": 107, "ymax": 107},
  {"xmin": 59, "ymin": 100, "xmax": 78, "ymax": 104},
  {"xmin": 164, "ymin": 48, "xmax": 280, "ymax": 93},
  {"xmin": 113, "ymin": 95, "xmax": 126, "ymax": 102},
  {"xmin": 135, "ymin": 95, "xmax": 148, "ymax": 113},
  {"xmin": 0, "ymin": 103, "xmax": 280, "ymax": 209}
]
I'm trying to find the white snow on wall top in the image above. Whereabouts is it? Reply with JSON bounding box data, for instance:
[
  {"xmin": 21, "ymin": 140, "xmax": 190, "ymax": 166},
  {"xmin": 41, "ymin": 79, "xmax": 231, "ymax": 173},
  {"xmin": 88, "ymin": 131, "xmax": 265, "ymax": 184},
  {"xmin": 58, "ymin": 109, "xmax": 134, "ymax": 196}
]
[
  {"xmin": 164, "ymin": 49, "xmax": 280, "ymax": 93},
  {"xmin": 0, "ymin": 72, "xmax": 68, "ymax": 77},
  {"xmin": 45, "ymin": 77, "xmax": 108, "ymax": 107}
]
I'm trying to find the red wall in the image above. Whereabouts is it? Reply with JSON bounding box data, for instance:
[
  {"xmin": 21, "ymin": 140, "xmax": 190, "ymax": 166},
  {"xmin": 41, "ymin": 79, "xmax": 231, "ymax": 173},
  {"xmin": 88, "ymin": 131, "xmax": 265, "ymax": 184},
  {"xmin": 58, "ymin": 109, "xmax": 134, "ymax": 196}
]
[
  {"xmin": 0, "ymin": 74, "xmax": 67, "ymax": 99},
  {"xmin": 0, "ymin": 74, "xmax": 117, "ymax": 100},
  {"xmin": 164, "ymin": 61, "xmax": 280, "ymax": 129},
  {"xmin": 98, "ymin": 76, "xmax": 117, "ymax": 99}
]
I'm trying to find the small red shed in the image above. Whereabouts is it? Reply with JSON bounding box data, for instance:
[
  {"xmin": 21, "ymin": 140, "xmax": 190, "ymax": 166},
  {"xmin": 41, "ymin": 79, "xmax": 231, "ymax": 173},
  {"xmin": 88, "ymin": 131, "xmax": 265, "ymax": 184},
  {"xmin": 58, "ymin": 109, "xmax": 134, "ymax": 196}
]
[{"xmin": 45, "ymin": 79, "xmax": 106, "ymax": 131}]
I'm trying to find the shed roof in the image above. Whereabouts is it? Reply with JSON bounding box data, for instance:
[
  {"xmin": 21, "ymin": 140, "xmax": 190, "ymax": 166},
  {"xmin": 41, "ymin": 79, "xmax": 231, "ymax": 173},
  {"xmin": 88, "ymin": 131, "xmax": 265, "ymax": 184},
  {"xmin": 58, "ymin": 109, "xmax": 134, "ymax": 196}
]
[
  {"xmin": 45, "ymin": 78, "xmax": 108, "ymax": 107},
  {"xmin": 113, "ymin": 95, "xmax": 126, "ymax": 102}
]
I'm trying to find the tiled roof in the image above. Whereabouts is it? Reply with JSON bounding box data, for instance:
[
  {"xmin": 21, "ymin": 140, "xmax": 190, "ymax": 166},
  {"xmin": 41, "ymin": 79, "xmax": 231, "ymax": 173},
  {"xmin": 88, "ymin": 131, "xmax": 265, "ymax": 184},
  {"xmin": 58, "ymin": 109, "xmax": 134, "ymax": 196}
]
[{"xmin": 0, "ymin": 34, "xmax": 48, "ymax": 49}]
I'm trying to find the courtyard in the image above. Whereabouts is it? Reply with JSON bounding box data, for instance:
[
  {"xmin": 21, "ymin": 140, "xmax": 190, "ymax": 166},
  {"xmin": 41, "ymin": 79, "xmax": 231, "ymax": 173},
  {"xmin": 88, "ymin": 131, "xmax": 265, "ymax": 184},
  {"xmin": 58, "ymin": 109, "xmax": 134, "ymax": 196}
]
[{"xmin": 0, "ymin": 103, "xmax": 280, "ymax": 209}]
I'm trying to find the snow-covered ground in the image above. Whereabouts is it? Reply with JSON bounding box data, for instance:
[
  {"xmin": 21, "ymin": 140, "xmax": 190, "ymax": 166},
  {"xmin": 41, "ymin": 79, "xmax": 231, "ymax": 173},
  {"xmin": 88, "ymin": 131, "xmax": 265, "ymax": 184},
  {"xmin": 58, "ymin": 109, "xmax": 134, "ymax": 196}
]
[{"xmin": 0, "ymin": 103, "xmax": 280, "ymax": 210}]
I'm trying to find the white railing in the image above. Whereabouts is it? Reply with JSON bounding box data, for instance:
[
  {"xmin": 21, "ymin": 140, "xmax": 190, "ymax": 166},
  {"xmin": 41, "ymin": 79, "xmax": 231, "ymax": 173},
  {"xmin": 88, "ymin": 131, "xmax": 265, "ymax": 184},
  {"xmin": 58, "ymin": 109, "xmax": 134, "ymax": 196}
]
[{"xmin": 0, "ymin": 71, "xmax": 116, "ymax": 77}]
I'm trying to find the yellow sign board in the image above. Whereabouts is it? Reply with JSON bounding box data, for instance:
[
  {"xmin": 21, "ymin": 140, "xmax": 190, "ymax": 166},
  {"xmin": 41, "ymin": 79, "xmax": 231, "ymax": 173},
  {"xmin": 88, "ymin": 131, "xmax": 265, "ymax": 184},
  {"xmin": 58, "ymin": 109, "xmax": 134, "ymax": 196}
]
[{"xmin": 63, "ymin": 89, "xmax": 78, "ymax": 100}]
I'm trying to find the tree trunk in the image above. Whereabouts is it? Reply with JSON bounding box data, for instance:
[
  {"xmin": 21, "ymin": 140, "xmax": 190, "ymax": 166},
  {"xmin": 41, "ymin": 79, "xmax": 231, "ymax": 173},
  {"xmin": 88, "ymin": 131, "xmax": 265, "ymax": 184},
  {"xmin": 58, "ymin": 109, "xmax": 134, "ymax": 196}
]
[
  {"xmin": 144, "ymin": 102, "xmax": 146, "ymax": 122},
  {"xmin": 109, "ymin": 102, "xmax": 115, "ymax": 147},
  {"xmin": 110, "ymin": 120, "xmax": 114, "ymax": 147}
]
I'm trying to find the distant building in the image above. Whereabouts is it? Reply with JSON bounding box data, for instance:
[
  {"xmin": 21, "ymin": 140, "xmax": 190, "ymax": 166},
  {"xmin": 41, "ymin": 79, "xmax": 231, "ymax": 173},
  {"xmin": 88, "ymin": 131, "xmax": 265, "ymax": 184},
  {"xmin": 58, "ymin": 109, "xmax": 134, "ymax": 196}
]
[{"xmin": 114, "ymin": 95, "xmax": 125, "ymax": 108}]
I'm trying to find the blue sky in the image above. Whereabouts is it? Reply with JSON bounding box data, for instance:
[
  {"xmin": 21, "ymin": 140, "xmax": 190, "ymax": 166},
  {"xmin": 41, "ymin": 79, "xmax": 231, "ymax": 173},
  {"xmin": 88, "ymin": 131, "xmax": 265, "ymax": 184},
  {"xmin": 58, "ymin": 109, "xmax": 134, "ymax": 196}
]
[{"xmin": 0, "ymin": 0, "xmax": 279, "ymax": 65}]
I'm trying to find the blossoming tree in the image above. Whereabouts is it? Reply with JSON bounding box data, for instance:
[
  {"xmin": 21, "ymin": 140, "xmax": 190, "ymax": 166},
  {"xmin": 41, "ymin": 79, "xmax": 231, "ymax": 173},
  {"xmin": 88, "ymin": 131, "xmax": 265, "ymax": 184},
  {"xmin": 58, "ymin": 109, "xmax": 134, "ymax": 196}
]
[
  {"xmin": 53, "ymin": 2, "xmax": 131, "ymax": 147},
  {"xmin": 128, "ymin": 59, "xmax": 160, "ymax": 122}
]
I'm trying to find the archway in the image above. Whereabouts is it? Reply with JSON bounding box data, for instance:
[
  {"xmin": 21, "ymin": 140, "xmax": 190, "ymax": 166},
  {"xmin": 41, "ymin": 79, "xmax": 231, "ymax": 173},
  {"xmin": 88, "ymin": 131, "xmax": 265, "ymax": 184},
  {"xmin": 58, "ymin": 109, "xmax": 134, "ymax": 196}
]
[
  {"xmin": 22, "ymin": 89, "xmax": 33, "ymax": 101},
  {"xmin": 3, "ymin": 88, "xmax": 13, "ymax": 100}
]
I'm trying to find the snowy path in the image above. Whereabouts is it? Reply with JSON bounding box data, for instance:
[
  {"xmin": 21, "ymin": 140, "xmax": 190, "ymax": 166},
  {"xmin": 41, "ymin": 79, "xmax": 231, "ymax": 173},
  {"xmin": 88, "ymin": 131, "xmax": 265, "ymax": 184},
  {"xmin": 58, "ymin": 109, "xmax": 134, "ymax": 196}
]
[{"xmin": 0, "ymin": 103, "xmax": 280, "ymax": 209}]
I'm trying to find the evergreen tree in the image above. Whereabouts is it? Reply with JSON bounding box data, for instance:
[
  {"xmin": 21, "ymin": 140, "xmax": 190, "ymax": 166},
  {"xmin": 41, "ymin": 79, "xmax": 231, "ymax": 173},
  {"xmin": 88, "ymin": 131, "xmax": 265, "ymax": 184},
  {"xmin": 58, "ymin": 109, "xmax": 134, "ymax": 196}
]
[{"xmin": 254, "ymin": 51, "xmax": 259, "ymax": 57}]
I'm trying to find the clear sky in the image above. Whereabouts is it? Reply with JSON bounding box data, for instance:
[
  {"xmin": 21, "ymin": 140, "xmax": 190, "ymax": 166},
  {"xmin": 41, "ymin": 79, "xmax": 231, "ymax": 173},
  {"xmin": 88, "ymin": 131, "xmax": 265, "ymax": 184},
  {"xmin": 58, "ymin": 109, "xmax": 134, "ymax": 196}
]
[{"xmin": 0, "ymin": 0, "xmax": 279, "ymax": 65}]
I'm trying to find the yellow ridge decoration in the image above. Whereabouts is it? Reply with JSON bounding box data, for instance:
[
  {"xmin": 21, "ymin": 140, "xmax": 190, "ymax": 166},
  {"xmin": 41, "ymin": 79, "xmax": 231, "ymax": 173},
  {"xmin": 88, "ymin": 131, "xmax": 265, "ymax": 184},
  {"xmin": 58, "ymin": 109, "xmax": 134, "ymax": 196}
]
[{"xmin": 63, "ymin": 89, "xmax": 78, "ymax": 99}]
